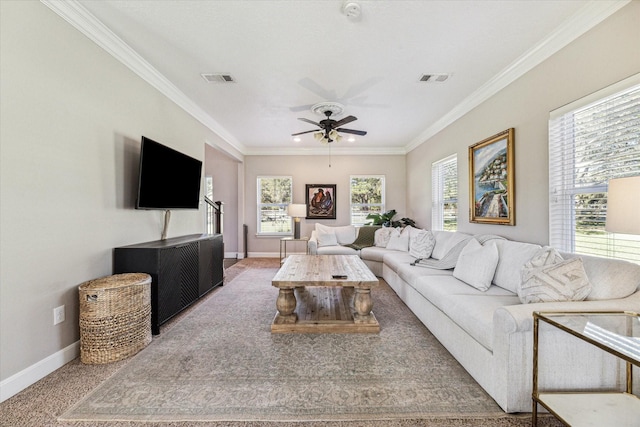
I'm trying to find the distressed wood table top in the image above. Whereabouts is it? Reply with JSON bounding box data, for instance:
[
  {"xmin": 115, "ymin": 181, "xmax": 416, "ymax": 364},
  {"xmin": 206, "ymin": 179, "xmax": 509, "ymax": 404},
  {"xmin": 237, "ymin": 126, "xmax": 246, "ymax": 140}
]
[{"xmin": 272, "ymin": 255, "xmax": 378, "ymax": 289}]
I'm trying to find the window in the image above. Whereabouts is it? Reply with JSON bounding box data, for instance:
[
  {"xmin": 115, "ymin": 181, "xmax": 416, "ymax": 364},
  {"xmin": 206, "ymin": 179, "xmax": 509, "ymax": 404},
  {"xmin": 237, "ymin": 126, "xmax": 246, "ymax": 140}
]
[
  {"xmin": 432, "ymin": 154, "xmax": 458, "ymax": 231},
  {"xmin": 350, "ymin": 175, "xmax": 384, "ymax": 226},
  {"xmin": 549, "ymin": 77, "xmax": 640, "ymax": 263},
  {"xmin": 257, "ymin": 176, "xmax": 292, "ymax": 235}
]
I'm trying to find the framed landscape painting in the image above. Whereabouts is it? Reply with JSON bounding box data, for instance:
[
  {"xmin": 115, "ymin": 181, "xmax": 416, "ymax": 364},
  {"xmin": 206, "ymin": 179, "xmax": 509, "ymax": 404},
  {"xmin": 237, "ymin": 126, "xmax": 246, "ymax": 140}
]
[
  {"xmin": 305, "ymin": 184, "xmax": 336, "ymax": 219},
  {"xmin": 469, "ymin": 128, "xmax": 515, "ymax": 225}
]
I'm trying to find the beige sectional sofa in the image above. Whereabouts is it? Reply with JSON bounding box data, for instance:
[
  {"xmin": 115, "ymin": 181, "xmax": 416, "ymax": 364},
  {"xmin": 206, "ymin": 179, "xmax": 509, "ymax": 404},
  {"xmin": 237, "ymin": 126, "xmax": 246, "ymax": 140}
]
[{"xmin": 308, "ymin": 223, "xmax": 640, "ymax": 413}]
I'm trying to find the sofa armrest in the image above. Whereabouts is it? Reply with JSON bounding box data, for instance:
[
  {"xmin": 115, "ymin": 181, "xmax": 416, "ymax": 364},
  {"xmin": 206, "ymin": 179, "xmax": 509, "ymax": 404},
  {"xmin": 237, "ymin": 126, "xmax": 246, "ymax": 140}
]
[
  {"xmin": 494, "ymin": 291, "xmax": 640, "ymax": 335},
  {"xmin": 308, "ymin": 230, "xmax": 319, "ymax": 255}
]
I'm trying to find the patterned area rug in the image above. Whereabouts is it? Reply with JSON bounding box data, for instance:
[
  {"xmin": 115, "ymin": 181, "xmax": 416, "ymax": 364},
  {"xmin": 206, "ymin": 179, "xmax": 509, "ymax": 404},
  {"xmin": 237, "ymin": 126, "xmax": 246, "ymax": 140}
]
[{"xmin": 60, "ymin": 262, "xmax": 507, "ymax": 423}]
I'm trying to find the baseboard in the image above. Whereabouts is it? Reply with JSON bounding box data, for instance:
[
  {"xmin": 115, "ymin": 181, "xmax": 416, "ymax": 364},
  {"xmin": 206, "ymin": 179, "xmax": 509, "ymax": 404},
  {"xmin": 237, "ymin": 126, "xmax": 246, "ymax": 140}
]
[
  {"xmin": 224, "ymin": 251, "xmax": 238, "ymax": 259},
  {"xmin": 0, "ymin": 341, "xmax": 80, "ymax": 402},
  {"xmin": 247, "ymin": 252, "xmax": 280, "ymax": 258}
]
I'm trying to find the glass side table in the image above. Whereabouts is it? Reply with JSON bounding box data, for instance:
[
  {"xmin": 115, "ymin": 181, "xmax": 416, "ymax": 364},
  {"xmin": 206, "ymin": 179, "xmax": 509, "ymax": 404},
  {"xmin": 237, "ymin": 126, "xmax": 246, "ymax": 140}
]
[
  {"xmin": 532, "ymin": 311, "xmax": 640, "ymax": 426},
  {"xmin": 279, "ymin": 237, "xmax": 309, "ymax": 263}
]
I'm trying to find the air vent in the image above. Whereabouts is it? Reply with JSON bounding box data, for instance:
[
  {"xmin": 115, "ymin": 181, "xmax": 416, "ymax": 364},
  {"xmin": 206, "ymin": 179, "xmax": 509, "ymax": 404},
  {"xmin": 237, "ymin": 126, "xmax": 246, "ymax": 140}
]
[
  {"xmin": 419, "ymin": 73, "xmax": 451, "ymax": 83},
  {"xmin": 201, "ymin": 73, "xmax": 236, "ymax": 83}
]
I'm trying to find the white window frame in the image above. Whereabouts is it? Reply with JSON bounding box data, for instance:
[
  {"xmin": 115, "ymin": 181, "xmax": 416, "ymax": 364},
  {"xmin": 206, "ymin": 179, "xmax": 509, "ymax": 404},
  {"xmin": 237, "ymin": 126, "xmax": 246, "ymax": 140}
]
[
  {"xmin": 432, "ymin": 154, "xmax": 458, "ymax": 231},
  {"xmin": 549, "ymin": 74, "xmax": 640, "ymax": 263},
  {"xmin": 349, "ymin": 175, "xmax": 385, "ymax": 226},
  {"xmin": 256, "ymin": 176, "xmax": 293, "ymax": 236}
]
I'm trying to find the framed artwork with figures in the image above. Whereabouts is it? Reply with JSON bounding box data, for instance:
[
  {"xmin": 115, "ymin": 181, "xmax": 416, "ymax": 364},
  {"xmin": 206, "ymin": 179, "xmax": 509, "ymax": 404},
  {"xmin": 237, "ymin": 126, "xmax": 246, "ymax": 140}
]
[
  {"xmin": 305, "ymin": 184, "xmax": 336, "ymax": 219},
  {"xmin": 469, "ymin": 128, "xmax": 515, "ymax": 225}
]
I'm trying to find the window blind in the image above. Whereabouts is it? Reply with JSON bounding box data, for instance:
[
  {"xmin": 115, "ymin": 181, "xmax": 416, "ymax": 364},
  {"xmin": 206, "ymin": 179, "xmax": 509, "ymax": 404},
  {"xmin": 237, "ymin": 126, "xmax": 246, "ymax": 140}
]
[
  {"xmin": 549, "ymin": 75, "xmax": 640, "ymax": 263},
  {"xmin": 432, "ymin": 154, "xmax": 458, "ymax": 231}
]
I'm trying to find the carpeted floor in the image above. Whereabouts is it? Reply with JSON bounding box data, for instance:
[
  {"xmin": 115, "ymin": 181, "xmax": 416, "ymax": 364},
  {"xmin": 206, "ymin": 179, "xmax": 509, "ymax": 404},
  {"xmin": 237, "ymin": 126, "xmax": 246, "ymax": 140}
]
[{"xmin": 1, "ymin": 258, "xmax": 561, "ymax": 427}]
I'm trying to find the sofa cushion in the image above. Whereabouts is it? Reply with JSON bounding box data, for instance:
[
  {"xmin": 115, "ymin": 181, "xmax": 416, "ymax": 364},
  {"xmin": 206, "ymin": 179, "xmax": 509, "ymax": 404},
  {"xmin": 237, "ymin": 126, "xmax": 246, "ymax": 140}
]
[
  {"xmin": 409, "ymin": 229, "xmax": 436, "ymax": 260},
  {"xmin": 453, "ymin": 239, "xmax": 499, "ymax": 291},
  {"xmin": 561, "ymin": 252, "xmax": 640, "ymax": 300},
  {"xmin": 316, "ymin": 245, "xmax": 358, "ymax": 255},
  {"xmin": 374, "ymin": 227, "xmax": 395, "ymax": 247},
  {"xmin": 382, "ymin": 250, "xmax": 418, "ymax": 272},
  {"xmin": 411, "ymin": 276, "xmax": 519, "ymax": 351},
  {"xmin": 431, "ymin": 231, "xmax": 470, "ymax": 260},
  {"xmin": 316, "ymin": 229, "xmax": 338, "ymax": 247},
  {"xmin": 315, "ymin": 223, "xmax": 357, "ymax": 245},
  {"xmin": 492, "ymin": 239, "xmax": 542, "ymax": 293},
  {"xmin": 518, "ymin": 253, "xmax": 592, "ymax": 304},
  {"xmin": 360, "ymin": 246, "xmax": 391, "ymax": 263},
  {"xmin": 386, "ymin": 228, "xmax": 409, "ymax": 251},
  {"xmin": 396, "ymin": 262, "xmax": 454, "ymax": 289}
]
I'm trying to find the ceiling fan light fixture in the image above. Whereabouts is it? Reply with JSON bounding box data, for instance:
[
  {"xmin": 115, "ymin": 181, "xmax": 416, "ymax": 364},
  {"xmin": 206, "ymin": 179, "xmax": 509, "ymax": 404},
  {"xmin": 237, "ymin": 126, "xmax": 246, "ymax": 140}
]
[{"xmin": 314, "ymin": 131, "xmax": 325, "ymax": 141}]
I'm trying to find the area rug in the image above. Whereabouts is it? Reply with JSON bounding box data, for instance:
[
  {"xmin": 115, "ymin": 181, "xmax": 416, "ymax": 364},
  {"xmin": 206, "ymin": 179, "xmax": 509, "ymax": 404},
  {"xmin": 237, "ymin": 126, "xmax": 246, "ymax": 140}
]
[{"xmin": 60, "ymin": 263, "xmax": 510, "ymax": 423}]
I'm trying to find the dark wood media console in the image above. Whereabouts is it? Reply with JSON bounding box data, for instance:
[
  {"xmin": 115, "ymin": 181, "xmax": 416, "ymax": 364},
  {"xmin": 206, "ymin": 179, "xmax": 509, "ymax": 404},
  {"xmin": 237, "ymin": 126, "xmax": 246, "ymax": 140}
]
[{"xmin": 113, "ymin": 234, "xmax": 224, "ymax": 334}]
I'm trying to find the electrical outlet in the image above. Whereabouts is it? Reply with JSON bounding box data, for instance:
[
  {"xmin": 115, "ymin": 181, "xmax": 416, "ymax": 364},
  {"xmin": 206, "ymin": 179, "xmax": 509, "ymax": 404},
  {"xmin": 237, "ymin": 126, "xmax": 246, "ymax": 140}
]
[{"xmin": 53, "ymin": 305, "xmax": 65, "ymax": 325}]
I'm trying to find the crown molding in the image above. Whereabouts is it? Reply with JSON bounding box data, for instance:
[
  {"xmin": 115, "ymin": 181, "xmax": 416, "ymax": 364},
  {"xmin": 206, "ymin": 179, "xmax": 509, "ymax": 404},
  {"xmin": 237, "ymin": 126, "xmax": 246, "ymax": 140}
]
[
  {"xmin": 40, "ymin": 0, "xmax": 246, "ymax": 155},
  {"xmin": 405, "ymin": 0, "xmax": 631, "ymax": 153},
  {"xmin": 244, "ymin": 145, "xmax": 407, "ymax": 156}
]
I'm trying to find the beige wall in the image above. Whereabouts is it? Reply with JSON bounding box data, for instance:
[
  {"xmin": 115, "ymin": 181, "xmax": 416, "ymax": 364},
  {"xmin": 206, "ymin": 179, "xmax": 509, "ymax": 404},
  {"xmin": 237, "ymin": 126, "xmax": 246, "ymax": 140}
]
[
  {"xmin": 204, "ymin": 145, "xmax": 240, "ymax": 256},
  {"xmin": 244, "ymin": 155, "xmax": 407, "ymax": 255},
  {"xmin": 0, "ymin": 1, "xmax": 235, "ymax": 393},
  {"xmin": 407, "ymin": 1, "xmax": 640, "ymax": 245}
]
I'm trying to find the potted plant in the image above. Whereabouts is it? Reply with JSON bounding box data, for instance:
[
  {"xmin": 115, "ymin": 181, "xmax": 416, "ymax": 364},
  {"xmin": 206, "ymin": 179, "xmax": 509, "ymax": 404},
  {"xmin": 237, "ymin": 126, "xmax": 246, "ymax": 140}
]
[{"xmin": 366, "ymin": 209, "xmax": 416, "ymax": 228}]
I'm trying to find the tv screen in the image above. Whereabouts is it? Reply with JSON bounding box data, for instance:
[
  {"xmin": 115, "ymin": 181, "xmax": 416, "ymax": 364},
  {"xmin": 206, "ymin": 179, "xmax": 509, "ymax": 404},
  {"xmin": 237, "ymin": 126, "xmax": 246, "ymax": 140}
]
[{"xmin": 136, "ymin": 136, "xmax": 202, "ymax": 210}]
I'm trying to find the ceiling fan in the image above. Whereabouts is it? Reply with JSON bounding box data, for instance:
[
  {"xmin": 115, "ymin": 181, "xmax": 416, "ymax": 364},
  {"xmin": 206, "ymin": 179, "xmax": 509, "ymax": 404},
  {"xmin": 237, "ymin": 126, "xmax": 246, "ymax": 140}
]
[{"xmin": 291, "ymin": 102, "xmax": 367, "ymax": 143}]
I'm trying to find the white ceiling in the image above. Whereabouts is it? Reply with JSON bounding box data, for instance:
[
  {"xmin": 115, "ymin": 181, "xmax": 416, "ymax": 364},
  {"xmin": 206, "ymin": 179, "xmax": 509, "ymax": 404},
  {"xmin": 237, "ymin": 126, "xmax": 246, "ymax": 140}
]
[{"xmin": 66, "ymin": 0, "xmax": 626, "ymax": 156}]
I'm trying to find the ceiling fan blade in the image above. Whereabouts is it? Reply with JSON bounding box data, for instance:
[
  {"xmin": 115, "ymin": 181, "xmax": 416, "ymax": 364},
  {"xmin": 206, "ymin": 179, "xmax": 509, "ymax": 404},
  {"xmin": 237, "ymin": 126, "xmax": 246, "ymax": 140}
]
[
  {"xmin": 298, "ymin": 117, "xmax": 320, "ymax": 127},
  {"xmin": 337, "ymin": 128, "xmax": 367, "ymax": 136},
  {"xmin": 333, "ymin": 115, "xmax": 357, "ymax": 127},
  {"xmin": 291, "ymin": 130, "xmax": 316, "ymax": 136}
]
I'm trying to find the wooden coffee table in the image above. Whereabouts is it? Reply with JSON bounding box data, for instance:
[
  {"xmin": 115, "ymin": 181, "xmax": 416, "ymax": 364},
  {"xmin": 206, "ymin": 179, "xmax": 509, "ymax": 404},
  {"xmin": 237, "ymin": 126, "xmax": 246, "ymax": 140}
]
[{"xmin": 271, "ymin": 254, "xmax": 380, "ymax": 333}]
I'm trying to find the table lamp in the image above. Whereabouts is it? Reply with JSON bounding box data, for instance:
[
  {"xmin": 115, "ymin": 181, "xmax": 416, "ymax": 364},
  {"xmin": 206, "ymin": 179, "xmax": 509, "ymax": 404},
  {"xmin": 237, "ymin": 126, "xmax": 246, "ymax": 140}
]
[
  {"xmin": 605, "ymin": 176, "xmax": 640, "ymax": 235},
  {"xmin": 287, "ymin": 204, "xmax": 307, "ymax": 239}
]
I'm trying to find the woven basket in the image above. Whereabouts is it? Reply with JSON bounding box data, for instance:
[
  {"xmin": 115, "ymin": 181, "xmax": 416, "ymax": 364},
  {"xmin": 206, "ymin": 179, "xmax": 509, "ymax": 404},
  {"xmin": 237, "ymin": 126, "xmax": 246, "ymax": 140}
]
[{"xmin": 78, "ymin": 273, "xmax": 152, "ymax": 364}]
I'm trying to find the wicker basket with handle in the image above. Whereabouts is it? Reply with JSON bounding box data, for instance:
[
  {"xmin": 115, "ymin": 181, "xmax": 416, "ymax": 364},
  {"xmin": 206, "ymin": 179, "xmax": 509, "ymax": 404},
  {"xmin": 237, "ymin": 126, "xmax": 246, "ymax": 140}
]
[{"xmin": 78, "ymin": 273, "xmax": 152, "ymax": 364}]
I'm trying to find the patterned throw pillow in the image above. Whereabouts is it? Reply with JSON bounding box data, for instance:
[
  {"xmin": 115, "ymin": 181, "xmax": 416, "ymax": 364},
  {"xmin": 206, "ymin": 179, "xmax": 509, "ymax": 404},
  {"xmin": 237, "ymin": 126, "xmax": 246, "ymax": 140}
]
[
  {"xmin": 374, "ymin": 227, "xmax": 395, "ymax": 247},
  {"xmin": 409, "ymin": 230, "xmax": 436, "ymax": 260},
  {"xmin": 518, "ymin": 247, "xmax": 592, "ymax": 303},
  {"xmin": 386, "ymin": 228, "xmax": 409, "ymax": 251}
]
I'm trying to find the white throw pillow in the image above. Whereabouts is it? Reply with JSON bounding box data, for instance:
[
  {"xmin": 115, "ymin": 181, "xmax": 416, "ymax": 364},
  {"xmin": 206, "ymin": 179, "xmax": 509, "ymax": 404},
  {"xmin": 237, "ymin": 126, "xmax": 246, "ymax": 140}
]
[
  {"xmin": 385, "ymin": 228, "xmax": 409, "ymax": 251},
  {"xmin": 492, "ymin": 240, "xmax": 542, "ymax": 293},
  {"xmin": 453, "ymin": 239, "xmax": 499, "ymax": 291},
  {"xmin": 518, "ymin": 248, "xmax": 592, "ymax": 304},
  {"xmin": 409, "ymin": 229, "xmax": 436, "ymax": 260},
  {"xmin": 316, "ymin": 230, "xmax": 338, "ymax": 247},
  {"xmin": 374, "ymin": 227, "xmax": 394, "ymax": 247},
  {"xmin": 431, "ymin": 231, "xmax": 469, "ymax": 260}
]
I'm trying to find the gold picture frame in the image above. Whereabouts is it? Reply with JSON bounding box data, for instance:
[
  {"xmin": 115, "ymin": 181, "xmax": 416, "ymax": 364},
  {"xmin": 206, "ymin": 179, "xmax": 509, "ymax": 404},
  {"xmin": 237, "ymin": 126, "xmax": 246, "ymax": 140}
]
[{"xmin": 469, "ymin": 128, "xmax": 515, "ymax": 225}]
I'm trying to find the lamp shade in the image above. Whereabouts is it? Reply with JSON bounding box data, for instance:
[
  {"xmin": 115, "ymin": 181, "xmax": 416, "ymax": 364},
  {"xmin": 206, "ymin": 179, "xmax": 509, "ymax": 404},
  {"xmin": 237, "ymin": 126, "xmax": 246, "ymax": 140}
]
[
  {"xmin": 287, "ymin": 204, "xmax": 307, "ymax": 219},
  {"xmin": 605, "ymin": 176, "xmax": 640, "ymax": 235}
]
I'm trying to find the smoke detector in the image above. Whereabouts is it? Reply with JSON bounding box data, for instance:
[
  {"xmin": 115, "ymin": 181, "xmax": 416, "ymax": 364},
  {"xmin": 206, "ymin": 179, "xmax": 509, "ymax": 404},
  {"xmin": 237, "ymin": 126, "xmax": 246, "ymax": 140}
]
[{"xmin": 342, "ymin": 2, "xmax": 361, "ymax": 20}]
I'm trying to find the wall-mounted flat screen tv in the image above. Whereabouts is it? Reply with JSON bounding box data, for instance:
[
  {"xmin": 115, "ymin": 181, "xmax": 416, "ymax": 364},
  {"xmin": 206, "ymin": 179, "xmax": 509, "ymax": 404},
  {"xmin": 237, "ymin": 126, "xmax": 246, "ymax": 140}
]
[{"xmin": 136, "ymin": 136, "xmax": 202, "ymax": 210}]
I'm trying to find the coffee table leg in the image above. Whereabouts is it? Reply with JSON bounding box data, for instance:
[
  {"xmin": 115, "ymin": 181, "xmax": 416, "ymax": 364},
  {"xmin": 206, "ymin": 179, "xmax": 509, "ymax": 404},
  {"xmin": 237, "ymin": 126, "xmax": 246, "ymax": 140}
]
[
  {"xmin": 354, "ymin": 288, "xmax": 374, "ymax": 322},
  {"xmin": 276, "ymin": 288, "xmax": 297, "ymax": 323}
]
